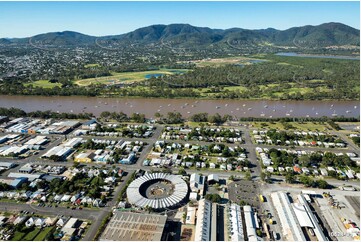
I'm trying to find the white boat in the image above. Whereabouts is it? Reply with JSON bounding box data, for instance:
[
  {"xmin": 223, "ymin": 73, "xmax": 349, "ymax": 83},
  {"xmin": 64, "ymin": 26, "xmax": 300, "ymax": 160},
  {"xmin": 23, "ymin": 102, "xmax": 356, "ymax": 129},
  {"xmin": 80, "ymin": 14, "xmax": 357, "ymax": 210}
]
[
  {"xmin": 286, "ymin": 113, "xmax": 290, "ymax": 116},
  {"xmin": 248, "ymin": 108, "xmax": 252, "ymax": 110},
  {"xmin": 264, "ymin": 105, "xmax": 268, "ymax": 108},
  {"xmin": 346, "ymin": 110, "xmax": 351, "ymax": 113}
]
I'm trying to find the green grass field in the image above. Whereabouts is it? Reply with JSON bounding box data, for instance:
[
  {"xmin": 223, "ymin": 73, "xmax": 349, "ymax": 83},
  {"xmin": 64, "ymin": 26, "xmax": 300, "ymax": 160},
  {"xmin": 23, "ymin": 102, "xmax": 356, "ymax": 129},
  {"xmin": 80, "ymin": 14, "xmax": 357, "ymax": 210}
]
[
  {"xmin": 75, "ymin": 69, "xmax": 188, "ymax": 86},
  {"xmin": 251, "ymin": 122, "xmax": 330, "ymax": 131},
  {"xmin": 84, "ymin": 63, "xmax": 101, "ymax": 68},
  {"xmin": 11, "ymin": 231, "xmax": 26, "ymax": 241},
  {"xmin": 22, "ymin": 228, "xmax": 41, "ymax": 241},
  {"xmin": 24, "ymin": 80, "xmax": 62, "ymax": 89},
  {"xmin": 33, "ymin": 227, "xmax": 54, "ymax": 241}
]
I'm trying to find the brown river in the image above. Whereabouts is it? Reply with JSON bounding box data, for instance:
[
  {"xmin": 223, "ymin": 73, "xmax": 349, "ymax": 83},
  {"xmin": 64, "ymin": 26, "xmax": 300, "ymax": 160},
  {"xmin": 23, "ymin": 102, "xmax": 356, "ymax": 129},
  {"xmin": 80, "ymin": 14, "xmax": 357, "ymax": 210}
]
[{"xmin": 0, "ymin": 95, "xmax": 359, "ymax": 118}]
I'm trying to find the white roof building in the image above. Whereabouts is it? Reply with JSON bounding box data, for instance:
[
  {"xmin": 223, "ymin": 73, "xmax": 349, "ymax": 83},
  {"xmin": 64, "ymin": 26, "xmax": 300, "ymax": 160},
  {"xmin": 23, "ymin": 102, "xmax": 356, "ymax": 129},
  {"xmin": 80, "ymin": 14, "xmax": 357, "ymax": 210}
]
[
  {"xmin": 243, "ymin": 206, "xmax": 261, "ymax": 241},
  {"xmin": 194, "ymin": 199, "xmax": 212, "ymax": 241},
  {"xmin": 229, "ymin": 204, "xmax": 244, "ymax": 241},
  {"xmin": 270, "ymin": 192, "xmax": 306, "ymax": 241},
  {"xmin": 127, "ymin": 173, "xmax": 188, "ymax": 209},
  {"xmin": 190, "ymin": 173, "xmax": 205, "ymax": 193}
]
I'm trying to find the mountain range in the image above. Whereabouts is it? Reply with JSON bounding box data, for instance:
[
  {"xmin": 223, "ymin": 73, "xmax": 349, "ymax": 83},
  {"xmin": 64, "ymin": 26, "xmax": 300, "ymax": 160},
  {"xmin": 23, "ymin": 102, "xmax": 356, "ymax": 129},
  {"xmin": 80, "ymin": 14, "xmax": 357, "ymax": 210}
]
[{"xmin": 1, "ymin": 22, "xmax": 359, "ymax": 47}]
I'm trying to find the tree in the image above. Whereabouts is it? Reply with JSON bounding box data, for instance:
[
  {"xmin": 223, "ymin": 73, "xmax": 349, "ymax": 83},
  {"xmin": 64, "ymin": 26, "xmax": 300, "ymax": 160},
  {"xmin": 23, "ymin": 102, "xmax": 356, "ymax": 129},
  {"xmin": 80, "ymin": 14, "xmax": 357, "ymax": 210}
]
[
  {"xmin": 0, "ymin": 182, "xmax": 11, "ymax": 191},
  {"xmin": 265, "ymin": 172, "xmax": 272, "ymax": 183},
  {"xmin": 285, "ymin": 171, "xmax": 295, "ymax": 184},
  {"xmin": 245, "ymin": 171, "xmax": 252, "ymax": 181},
  {"xmin": 316, "ymin": 179, "xmax": 329, "ymax": 189},
  {"xmin": 229, "ymin": 175, "xmax": 235, "ymax": 181},
  {"xmin": 299, "ymin": 175, "xmax": 314, "ymax": 187},
  {"xmin": 178, "ymin": 168, "xmax": 187, "ymax": 176},
  {"xmin": 260, "ymin": 172, "xmax": 266, "ymax": 182},
  {"xmin": 205, "ymin": 194, "xmax": 221, "ymax": 203}
]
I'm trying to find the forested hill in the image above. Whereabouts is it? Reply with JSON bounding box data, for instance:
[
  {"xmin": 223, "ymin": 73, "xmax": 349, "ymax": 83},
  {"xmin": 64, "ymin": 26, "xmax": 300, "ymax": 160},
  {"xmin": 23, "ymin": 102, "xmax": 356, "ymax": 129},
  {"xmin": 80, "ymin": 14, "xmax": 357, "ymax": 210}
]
[{"xmin": 1, "ymin": 22, "xmax": 359, "ymax": 47}]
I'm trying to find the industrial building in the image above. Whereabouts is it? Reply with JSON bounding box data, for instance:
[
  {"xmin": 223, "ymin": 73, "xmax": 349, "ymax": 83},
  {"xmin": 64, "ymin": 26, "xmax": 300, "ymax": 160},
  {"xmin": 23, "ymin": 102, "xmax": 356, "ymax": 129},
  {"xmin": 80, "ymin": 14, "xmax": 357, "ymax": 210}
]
[
  {"xmin": 294, "ymin": 194, "xmax": 328, "ymax": 241},
  {"xmin": 127, "ymin": 173, "xmax": 188, "ymax": 209},
  {"xmin": 194, "ymin": 199, "xmax": 212, "ymax": 241},
  {"xmin": 24, "ymin": 136, "xmax": 48, "ymax": 146},
  {"xmin": 229, "ymin": 204, "xmax": 245, "ymax": 241},
  {"xmin": 100, "ymin": 211, "xmax": 167, "ymax": 241},
  {"xmin": 271, "ymin": 192, "xmax": 306, "ymax": 241},
  {"xmin": 62, "ymin": 138, "xmax": 83, "ymax": 148},
  {"xmin": 41, "ymin": 146, "xmax": 72, "ymax": 160},
  {"xmin": 194, "ymin": 199, "xmax": 219, "ymax": 241},
  {"xmin": 74, "ymin": 151, "xmax": 95, "ymax": 163},
  {"xmin": 190, "ymin": 173, "xmax": 205, "ymax": 194},
  {"xmin": 0, "ymin": 162, "xmax": 16, "ymax": 169},
  {"xmin": 243, "ymin": 205, "xmax": 261, "ymax": 241},
  {"xmin": 8, "ymin": 172, "xmax": 44, "ymax": 181}
]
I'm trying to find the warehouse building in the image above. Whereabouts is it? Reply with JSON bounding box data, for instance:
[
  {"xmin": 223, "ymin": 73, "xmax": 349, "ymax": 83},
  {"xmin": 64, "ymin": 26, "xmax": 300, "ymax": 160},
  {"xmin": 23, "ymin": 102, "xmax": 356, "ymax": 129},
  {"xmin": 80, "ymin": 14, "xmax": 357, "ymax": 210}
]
[
  {"xmin": 41, "ymin": 146, "xmax": 72, "ymax": 160},
  {"xmin": 194, "ymin": 199, "xmax": 212, "ymax": 241},
  {"xmin": 271, "ymin": 192, "xmax": 306, "ymax": 241},
  {"xmin": 229, "ymin": 204, "xmax": 245, "ymax": 241},
  {"xmin": 100, "ymin": 211, "xmax": 167, "ymax": 241},
  {"xmin": 63, "ymin": 138, "xmax": 83, "ymax": 148},
  {"xmin": 24, "ymin": 136, "xmax": 48, "ymax": 146},
  {"xmin": 0, "ymin": 162, "xmax": 16, "ymax": 169},
  {"xmin": 243, "ymin": 205, "xmax": 261, "ymax": 241},
  {"xmin": 8, "ymin": 172, "xmax": 44, "ymax": 181},
  {"xmin": 294, "ymin": 194, "xmax": 327, "ymax": 241}
]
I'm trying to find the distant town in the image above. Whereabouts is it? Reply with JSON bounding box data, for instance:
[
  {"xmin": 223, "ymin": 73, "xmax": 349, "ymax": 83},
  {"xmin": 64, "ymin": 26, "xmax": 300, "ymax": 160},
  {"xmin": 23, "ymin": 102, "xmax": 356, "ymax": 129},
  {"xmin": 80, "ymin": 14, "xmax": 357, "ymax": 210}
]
[{"xmin": 0, "ymin": 111, "xmax": 359, "ymax": 241}]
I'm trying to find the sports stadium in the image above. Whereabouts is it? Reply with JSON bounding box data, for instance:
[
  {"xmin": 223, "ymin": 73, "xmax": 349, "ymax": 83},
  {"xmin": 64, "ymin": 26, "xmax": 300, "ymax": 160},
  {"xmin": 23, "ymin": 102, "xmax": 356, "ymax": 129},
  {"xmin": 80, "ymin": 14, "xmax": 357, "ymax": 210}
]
[{"xmin": 126, "ymin": 173, "xmax": 189, "ymax": 210}]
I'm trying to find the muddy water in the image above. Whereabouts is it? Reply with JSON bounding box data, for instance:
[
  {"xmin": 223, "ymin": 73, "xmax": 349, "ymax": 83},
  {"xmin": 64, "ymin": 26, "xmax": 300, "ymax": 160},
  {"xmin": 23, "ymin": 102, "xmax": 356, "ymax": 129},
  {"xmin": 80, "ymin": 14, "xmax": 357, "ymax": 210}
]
[{"xmin": 0, "ymin": 95, "xmax": 359, "ymax": 118}]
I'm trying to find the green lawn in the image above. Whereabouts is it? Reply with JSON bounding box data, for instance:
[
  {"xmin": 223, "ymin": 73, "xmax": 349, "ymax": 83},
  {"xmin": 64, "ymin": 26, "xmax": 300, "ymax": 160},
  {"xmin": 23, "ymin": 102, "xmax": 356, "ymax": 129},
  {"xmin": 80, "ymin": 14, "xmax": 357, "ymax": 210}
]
[
  {"xmin": 33, "ymin": 227, "xmax": 54, "ymax": 241},
  {"xmin": 11, "ymin": 231, "xmax": 26, "ymax": 241},
  {"xmin": 24, "ymin": 80, "xmax": 62, "ymax": 89},
  {"xmin": 22, "ymin": 228, "xmax": 41, "ymax": 241},
  {"xmin": 75, "ymin": 69, "xmax": 188, "ymax": 86}
]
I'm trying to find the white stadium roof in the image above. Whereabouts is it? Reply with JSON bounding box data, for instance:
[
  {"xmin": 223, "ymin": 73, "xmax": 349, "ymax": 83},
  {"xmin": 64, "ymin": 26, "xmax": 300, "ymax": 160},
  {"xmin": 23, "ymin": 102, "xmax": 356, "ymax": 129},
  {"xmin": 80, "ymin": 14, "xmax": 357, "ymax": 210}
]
[{"xmin": 127, "ymin": 173, "xmax": 188, "ymax": 209}]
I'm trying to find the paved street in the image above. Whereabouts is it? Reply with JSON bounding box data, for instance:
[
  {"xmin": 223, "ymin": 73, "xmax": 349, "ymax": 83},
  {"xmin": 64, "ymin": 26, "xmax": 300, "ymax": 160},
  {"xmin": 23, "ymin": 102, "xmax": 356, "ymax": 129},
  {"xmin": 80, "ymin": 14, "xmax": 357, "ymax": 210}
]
[{"xmin": 0, "ymin": 202, "xmax": 100, "ymax": 220}]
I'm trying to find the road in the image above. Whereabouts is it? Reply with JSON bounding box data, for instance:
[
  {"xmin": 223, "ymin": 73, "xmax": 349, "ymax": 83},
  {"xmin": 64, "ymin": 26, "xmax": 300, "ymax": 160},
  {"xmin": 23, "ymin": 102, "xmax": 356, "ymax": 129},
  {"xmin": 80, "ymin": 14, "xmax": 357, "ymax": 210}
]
[{"xmin": 0, "ymin": 202, "xmax": 100, "ymax": 220}]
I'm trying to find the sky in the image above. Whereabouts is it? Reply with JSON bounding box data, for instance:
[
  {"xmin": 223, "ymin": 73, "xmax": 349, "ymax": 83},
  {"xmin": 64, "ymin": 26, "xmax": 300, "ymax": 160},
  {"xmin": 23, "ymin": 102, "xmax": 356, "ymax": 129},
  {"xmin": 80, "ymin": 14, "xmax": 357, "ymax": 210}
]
[{"xmin": 0, "ymin": 1, "xmax": 359, "ymax": 38}]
